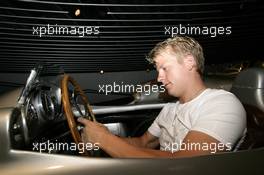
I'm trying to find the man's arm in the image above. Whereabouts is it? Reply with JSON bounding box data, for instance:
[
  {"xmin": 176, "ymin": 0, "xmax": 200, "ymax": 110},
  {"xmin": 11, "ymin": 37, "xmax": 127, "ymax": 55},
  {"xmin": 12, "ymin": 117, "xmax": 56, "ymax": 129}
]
[
  {"xmin": 122, "ymin": 131, "xmax": 159, "ymax": 149},
  {"xmin": 99, "ymin": 130, "xmax": 225, "ymax": 158},
  {"xmin": 78, "ymin": 118, "xmax": 226, "ymax": 158}
]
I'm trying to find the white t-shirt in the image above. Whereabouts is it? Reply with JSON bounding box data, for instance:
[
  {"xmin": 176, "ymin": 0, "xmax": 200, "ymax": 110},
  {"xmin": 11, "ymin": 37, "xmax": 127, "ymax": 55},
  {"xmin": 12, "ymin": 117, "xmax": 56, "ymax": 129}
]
[{"xmin": 148, "ymin": 88, "xmax": 246, "ymax": 152}]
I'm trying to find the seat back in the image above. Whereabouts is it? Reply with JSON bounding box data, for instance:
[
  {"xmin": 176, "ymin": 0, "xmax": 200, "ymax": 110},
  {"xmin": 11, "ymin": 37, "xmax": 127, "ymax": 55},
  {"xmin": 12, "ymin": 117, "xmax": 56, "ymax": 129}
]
[{"xmin": 231, "ymin": 68, "xmax": 264, "ymax": 150}]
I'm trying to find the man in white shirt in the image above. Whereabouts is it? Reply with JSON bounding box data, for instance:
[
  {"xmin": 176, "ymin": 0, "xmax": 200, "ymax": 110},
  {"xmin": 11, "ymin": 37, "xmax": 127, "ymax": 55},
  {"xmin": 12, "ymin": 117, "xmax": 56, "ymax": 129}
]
[{"xmin": 78, "ymin": 36, "xmax": 246, "ymax": 158}]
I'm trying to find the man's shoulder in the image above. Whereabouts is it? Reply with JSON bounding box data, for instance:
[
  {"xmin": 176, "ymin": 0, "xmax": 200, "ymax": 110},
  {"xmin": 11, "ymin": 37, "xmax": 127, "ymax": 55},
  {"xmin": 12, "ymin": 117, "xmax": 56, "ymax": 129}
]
[
  {"xmin": 201, "ymin": 88, "xmax": 244, "ymax": 110},
  {"xmin": 203, "ymin": 88, "xmax": 237, "ymax": 101}
]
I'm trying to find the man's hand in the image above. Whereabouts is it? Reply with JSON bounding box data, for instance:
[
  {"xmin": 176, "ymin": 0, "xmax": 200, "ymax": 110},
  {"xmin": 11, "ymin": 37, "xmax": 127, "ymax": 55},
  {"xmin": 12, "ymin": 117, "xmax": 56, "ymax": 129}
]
[{"xmin": 77, "ymin": 117, "xmax": 110, "ymax": 144}]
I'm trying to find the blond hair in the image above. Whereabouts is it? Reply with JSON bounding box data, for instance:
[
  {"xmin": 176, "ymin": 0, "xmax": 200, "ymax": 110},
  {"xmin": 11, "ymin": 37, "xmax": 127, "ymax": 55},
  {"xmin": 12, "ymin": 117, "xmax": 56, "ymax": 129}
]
[{"xmin": 146, "ymin": 36, "xmax": 205, "ymax": 75}]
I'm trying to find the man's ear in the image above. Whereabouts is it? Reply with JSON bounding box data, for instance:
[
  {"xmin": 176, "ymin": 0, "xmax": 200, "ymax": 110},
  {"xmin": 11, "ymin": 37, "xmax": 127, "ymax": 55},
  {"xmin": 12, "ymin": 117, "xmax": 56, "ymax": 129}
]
[{"xmin": 183, "ymin": 54, "xmax": 196, "ymax": 71}]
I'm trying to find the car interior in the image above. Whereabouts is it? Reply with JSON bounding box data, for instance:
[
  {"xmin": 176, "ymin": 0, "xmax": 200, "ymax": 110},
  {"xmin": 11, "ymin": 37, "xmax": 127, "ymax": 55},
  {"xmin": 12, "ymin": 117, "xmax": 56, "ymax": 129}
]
[
  {"xmin": 7, "ymin": 65, "xmax": 165, "ymax": 156},
  {"xmin": 4, "ymin": 65, "xmax": 264, "ymax": 157}
]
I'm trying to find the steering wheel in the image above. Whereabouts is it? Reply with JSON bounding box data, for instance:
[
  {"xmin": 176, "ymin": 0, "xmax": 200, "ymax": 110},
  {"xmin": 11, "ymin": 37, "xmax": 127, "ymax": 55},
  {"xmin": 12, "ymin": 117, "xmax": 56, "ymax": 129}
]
[{"xmin": 61, "ymin": 74, "xmax": 96, "ymax": 155}]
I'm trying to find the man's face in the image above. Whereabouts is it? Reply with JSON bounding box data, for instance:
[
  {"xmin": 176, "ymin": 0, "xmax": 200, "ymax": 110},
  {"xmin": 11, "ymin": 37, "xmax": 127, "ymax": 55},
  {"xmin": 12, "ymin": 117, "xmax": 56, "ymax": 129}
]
[{"xmin": 154, "ymin": 50, "xmax": 189, "ymax": 97}]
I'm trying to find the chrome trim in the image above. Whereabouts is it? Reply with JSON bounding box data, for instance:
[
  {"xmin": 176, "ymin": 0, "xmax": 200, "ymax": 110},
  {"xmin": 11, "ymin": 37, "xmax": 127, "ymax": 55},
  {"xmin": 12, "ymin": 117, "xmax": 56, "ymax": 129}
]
[{"xmin": 73, "ymin": 103, "xmax": 165, "ymax": 116}]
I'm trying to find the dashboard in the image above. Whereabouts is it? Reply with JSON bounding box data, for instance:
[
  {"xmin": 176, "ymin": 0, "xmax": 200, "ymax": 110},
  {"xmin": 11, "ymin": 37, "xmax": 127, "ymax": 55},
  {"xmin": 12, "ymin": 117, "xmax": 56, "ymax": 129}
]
[{"xmin": 9, "ymin": 66, "xmax": 66, "ymax": 150}]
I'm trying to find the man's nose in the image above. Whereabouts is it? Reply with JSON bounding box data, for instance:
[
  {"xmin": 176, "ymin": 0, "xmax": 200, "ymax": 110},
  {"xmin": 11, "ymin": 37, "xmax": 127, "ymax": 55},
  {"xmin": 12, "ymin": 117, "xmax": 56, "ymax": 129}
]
[{"xmin": 157, "ymin": 70, "xmax": 164, "ymax": 82}]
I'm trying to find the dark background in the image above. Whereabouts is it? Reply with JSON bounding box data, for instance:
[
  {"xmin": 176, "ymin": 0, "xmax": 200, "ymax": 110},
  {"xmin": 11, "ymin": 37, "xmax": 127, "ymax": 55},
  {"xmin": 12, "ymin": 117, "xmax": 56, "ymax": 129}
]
[{"xmin": 0, "ymin": 0, "xmax": 263, "ymax": 74}]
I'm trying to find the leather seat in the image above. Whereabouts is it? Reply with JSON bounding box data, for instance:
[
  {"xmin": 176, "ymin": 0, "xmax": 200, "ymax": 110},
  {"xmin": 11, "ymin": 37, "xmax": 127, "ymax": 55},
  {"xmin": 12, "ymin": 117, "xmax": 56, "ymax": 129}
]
[{"xmin": 231, "ymin": 68, "xmax": 264, "ymax": 150}]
